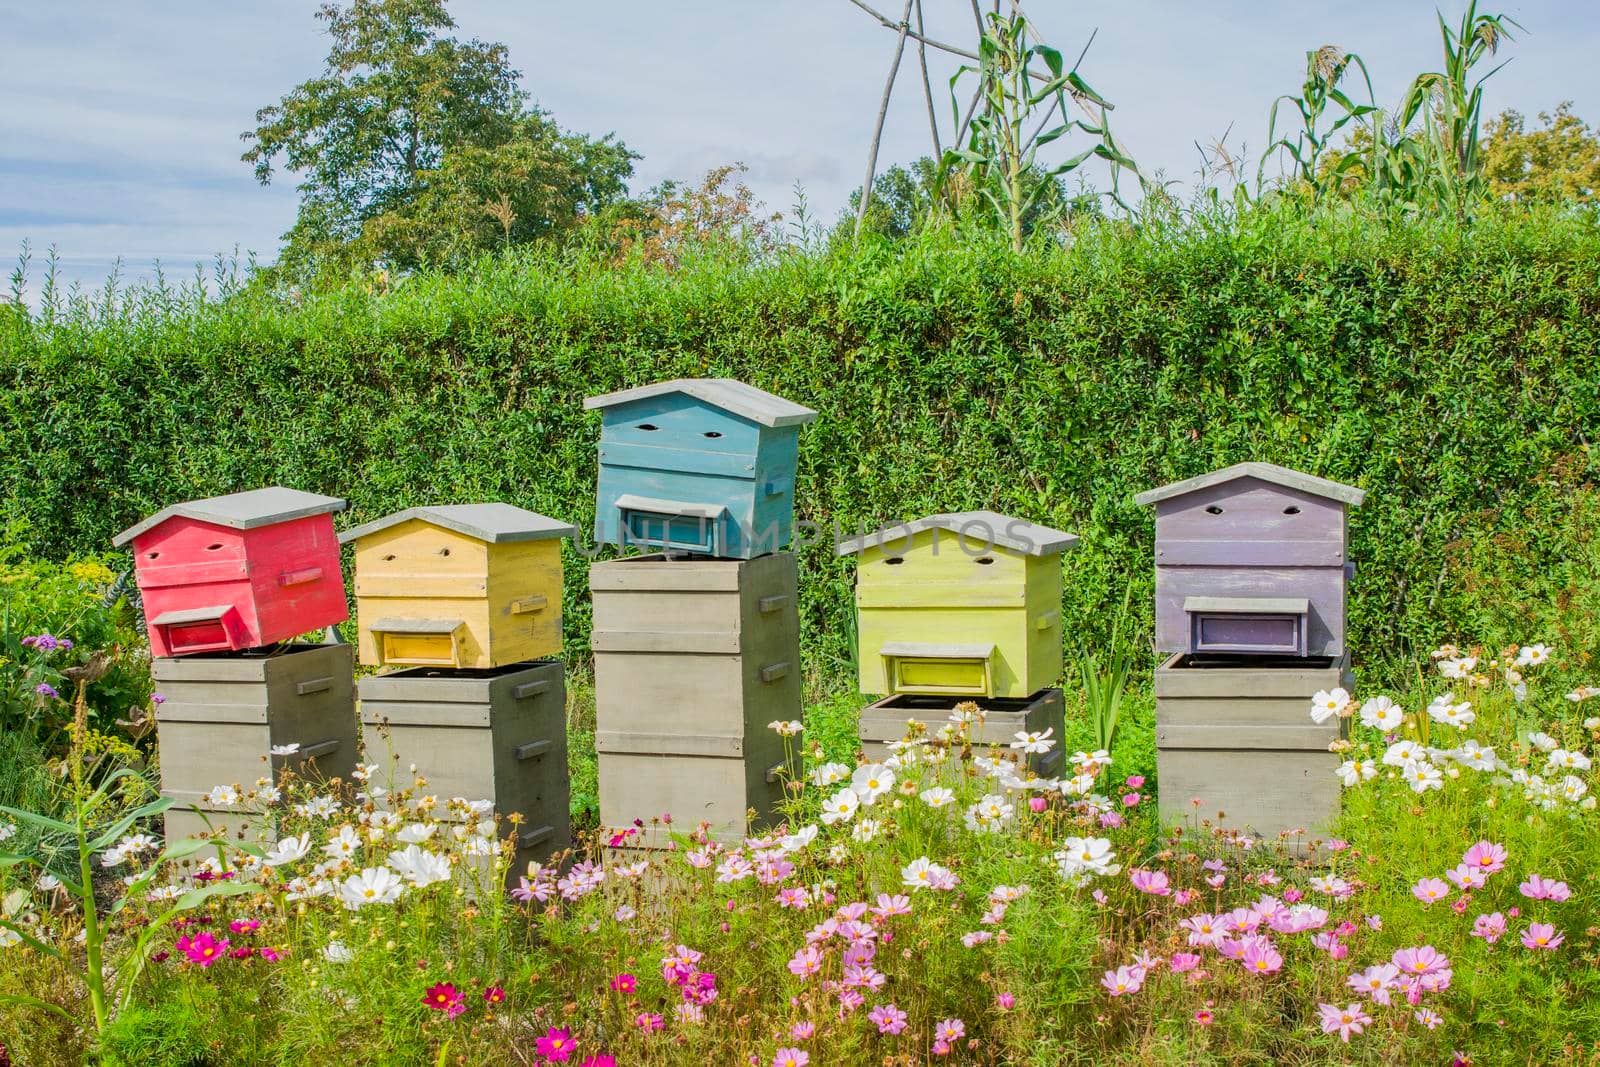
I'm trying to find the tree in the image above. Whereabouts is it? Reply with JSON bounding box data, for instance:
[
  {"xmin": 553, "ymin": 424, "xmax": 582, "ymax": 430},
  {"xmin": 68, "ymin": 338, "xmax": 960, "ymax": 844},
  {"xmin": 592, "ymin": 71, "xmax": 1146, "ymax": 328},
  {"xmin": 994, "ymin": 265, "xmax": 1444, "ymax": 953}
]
[
  {"xmin": 241, "ymin": 0, "xmax": 634, "ymax": 273},
  {"xmin": 846, "ymin": 157, "xmax": 1085, "ymax": 241},
  {"xmin": 1482, "ymin": 102, "xmax": 1600, "ymax": 204}
]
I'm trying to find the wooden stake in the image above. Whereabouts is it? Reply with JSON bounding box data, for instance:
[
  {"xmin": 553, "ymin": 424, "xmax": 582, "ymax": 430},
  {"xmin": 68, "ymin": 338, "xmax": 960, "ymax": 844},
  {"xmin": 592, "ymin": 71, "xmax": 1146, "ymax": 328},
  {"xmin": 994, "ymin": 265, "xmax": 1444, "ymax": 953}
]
[
  {"xmin": 855, "ymin": 0, "xmax": 916, "ymax": 237},
  {"xmin": 915, "ymin": 0, "xmax": 941, "ymax": 159}
]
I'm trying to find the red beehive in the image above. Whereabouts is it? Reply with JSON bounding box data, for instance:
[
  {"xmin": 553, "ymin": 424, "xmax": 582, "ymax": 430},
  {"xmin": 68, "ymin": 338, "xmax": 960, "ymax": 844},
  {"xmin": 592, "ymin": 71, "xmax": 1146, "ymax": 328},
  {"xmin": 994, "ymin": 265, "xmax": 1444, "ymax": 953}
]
[{"xmin": 112, "ymin": 487, "xmax": 349, "ymax": 657}]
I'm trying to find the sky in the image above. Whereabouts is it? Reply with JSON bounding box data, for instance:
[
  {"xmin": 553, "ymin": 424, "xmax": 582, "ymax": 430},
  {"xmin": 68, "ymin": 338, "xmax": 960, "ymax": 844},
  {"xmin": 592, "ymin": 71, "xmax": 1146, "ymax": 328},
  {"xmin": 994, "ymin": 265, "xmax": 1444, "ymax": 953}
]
[{"xmin": 2, "ymin": 1, "xmax": 1596, "ymax": 300}]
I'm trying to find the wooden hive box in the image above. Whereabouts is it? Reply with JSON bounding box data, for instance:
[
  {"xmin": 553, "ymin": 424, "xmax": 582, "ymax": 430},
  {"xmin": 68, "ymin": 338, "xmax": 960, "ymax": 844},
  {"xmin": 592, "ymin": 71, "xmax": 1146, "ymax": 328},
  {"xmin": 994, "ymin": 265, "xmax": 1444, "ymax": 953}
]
[
  {"xmin": 113, "ymin": 487, "xmax": 348, "ymax": 657},
  {"xmin": 590, "ymin": 552, "xmax": 801, "ymax": 844},
  {"xmin": 836, "ymin": 512, "xmax": 1076, "ymax": 700},
  {"xmin": 339, "ymin": 503, "xmax": 575, "ymax": 669},
  {"xmin": 1154, "ymin": 653, "xmax": 1350, "ymax": 841},
  {"xmin": 1133, "ymin": 463, "xmax": 1365, "ymax": 659},
  {"xmin": 859, "ymin": 689, "xmax": 1065, "ymax": 776},
  {"xmin": 153, "ymin": 642, "xmax": 358, "ymax": 844},
  {"xmin": 359, "ymin": 661, "xmax": 570, "ymax": 866},
  {"xmin": 584, "ymin": 379, "xmax": 817, "ymax": 560}
]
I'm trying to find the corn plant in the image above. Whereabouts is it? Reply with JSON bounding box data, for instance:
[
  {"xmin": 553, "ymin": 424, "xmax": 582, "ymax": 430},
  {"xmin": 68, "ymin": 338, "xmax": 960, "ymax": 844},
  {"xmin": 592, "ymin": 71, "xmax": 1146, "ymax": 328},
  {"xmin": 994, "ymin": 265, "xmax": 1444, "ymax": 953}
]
[
  {"xmin": 1259, "ymin": 45, "xmax": 1377, "ymax": 203},
  {"xmin": 1077, "ymin": 586, "xmax": 1134, "ymax": 753},
  {"xmin": 937, "ymin": 10, "xmax": 1137, "ymax": 250}
]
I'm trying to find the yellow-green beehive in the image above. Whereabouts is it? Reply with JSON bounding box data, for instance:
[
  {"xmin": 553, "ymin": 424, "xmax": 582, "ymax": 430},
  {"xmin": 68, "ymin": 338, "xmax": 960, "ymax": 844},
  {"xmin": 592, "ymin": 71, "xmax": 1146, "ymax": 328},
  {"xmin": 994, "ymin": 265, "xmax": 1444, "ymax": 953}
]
[
  {"xmin": 339, "ymin": 504, "xmax": 575, "ymax": 669},
  {"xmin": 836, "ymin": 511, "xmax": 1076, "ymax": 699}
]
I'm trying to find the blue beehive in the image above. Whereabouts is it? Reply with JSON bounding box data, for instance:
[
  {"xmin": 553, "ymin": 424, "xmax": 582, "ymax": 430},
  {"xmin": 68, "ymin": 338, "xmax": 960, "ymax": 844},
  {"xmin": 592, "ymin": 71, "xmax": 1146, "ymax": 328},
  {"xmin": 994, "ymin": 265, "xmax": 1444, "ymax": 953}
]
[{"xmin": 584, "ymin": 378, "xmax": 818, "ymax": 559}]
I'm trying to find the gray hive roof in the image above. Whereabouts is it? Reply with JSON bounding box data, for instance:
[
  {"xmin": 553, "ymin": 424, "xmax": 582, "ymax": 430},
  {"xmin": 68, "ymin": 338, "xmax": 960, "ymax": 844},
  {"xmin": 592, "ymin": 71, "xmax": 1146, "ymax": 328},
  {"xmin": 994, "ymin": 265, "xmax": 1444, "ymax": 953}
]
[
  {"xmin": 836, "ymin": 510, "xmax": 1078, "ymax": 557},
  {"xmin": 1132, "ymin": 462, "xmax": 1366, "ymax": 508},
  {"xmin": 338, "ymin": 503, "xmax": 575, "ymax": 545},
  {"xmin": 583, "ymin": 378, "xmax": 818, "ymax": 428},
  {"xmin": 113, "ymin": 487, "xmax": 346, "ymax": 546}
]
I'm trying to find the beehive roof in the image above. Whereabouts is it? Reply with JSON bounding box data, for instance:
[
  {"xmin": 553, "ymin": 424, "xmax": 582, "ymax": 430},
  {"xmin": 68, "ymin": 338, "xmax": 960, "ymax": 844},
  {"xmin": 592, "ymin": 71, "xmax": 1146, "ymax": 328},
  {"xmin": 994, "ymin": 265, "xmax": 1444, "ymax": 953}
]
[
  {"xmin": 835, "ymin": 510, "xmax": 1078, "ymax": 558},
  {"xmin": 1132, "ymin": 462, "xmax": 1366, "ymax": 508},
  {"xmin": 583, "ymin": 378, "xmax": 818, "ymax": 428},
  {"xmin": 112, "ymin": 487, "xmax": 346, "ymax": 546},
  {"xmin": 338, "ymin": 503, "xmax": 575, "ymax": 545}
]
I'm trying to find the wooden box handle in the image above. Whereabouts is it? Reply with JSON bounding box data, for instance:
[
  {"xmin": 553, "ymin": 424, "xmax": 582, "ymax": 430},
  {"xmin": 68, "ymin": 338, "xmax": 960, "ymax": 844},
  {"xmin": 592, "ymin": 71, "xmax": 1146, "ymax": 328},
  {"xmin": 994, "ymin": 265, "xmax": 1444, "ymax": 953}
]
[
  {"xmin": 279, "ymin": 566, "xmax": 323, "ymax": 587},
  {"xmin": 293, "ymin": 738, "xmax": 341, "ymax": 761},
  {"xmin": 296, "ymin": 676, "xmax": 334, "ymax": 696},
  {"xmin": 758, "ymin": 594, "xmax": 789, "ymax": 614},
  {"xmin": 514, "ymin": 739, "xmax": 553, "ymax": 761},
  {"xmin": 512, "ymin": 680, "xmax": 551, "ymax": 700},
  {"xmin": 759, "ymin": 661, "xmax": 790, "ymax": 683},
  {"xmin": 764, "ymin": 761, "xmax": 789, "ymax": 784},
  {"xmin": 1035, "ymin": 610, "xmax": 1060, "ymax": 631},
  {"xmin": 519, "ymin": 825, "xmax": 555, "ymax": 849},
  {"xmin": 511, "ymin": 595, "xmax": 548, "ymax": 615}
]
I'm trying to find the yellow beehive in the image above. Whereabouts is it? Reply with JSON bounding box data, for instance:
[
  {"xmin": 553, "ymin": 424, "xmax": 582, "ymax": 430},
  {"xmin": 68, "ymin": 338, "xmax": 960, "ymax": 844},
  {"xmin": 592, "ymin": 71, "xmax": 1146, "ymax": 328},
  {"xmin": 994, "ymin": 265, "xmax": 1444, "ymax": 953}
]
[
  {"xmin": 340, "ymin": 504, "xmax": 575, "ymax": 669},
  {"xmin": 836, "ymin": 511, "xmax": 1076, "ymax": 699}
]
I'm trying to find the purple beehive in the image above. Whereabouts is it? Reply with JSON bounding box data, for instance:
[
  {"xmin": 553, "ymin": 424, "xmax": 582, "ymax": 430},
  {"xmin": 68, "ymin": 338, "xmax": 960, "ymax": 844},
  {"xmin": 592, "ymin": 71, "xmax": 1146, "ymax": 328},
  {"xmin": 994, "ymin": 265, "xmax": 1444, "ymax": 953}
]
[{"xmin": 1133, "ymin": 463, "xmax": 1365, "ymax": 658}]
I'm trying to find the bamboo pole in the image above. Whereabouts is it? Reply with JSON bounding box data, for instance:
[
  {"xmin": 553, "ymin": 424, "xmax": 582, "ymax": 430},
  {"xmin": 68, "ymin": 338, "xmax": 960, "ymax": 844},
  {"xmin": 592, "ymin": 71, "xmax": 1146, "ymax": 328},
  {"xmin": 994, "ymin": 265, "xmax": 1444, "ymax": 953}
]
[{"xmin": 854, "ymin": 0, "xmax": 916, "ymax": 237}]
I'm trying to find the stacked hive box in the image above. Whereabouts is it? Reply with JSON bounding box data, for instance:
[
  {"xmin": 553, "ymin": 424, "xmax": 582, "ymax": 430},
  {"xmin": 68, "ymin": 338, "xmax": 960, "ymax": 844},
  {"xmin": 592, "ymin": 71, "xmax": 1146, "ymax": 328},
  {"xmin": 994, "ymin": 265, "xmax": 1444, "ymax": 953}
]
[
  {"xmin": 112, "ymin": 487, "xmax": 357, "ymax": 843},
  {"xmin": 585, "ymin": 379, "xmax": 815, "ymax": 846},
  {"xmin": 1134, "ymin": 462, "xmax": 1365, "ymax": 841},
  {"xmin": 342, "ymin": 504, "xmax": 575, "ymax": 871},
  {"xmin": 837, "ymin": 511, "xmax": 1075, "ymax": 776}
]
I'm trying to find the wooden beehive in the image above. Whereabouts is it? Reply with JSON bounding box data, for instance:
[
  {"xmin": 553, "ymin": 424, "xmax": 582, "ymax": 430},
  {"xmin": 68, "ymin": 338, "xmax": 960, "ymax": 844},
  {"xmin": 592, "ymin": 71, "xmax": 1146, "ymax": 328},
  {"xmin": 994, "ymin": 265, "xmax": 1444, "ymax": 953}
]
[
  {"xmin": 153, "ymin": 642, "xmax": 358, "ymax": 844},
  {"xmin": 859, "ymin": 688, "xmax": 1065, "ymax": 776},
  {"xmin": 358, "ymin": 661, "xmax": 570, "ymax": 866},
  {"xmin": 113, "ymin": 487, "xmax": 348, "ymax": 657},
  {"xmin": 1155, "ymin": 653, "xmax": 1350, "ymax": 839},
  {"xmin": 584, "ymin": 379, "xmax": 817, "ymax": 559},
  {"xmin": 339, "ymin": 503, "xmax": 575, "ymax": 669},
  {"xmin": 590, "ymin": 552, "xmax": 801, "ymax": 844},
  {"xmin": 836, "ymin": 512, "xmax": 1076, "ymax": 699},
  {"xmin": 1133, "ymin": 463, "xmax": 1365, "ymax": 658}
]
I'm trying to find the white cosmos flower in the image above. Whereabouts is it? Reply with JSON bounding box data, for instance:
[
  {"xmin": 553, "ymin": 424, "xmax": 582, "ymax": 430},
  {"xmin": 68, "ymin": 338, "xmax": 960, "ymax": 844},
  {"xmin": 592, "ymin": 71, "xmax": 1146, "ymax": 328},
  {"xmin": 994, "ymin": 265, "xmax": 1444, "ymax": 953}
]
[
  {"xmin": 1515, "ymin": 643, "xmax": 1551, "ymax": 667},
  {"xmin": 1560, "ymin": 775, "xmax": 1589, "ymax": 803},
  {"xmin": 337, "ymin": 866, "xmax": 406, "ymax": 910},
  {"xmin": 809, "ymin": 762, "xmax": 850, "ymax": 788},
  {"xmin": 1069, "ymin": 750, "xmax": 1112, "ymax": 774},
  {"xmin": 850, "ymin": 764, "xmax": 894, "ymax": 805},
  {"xmin": 1456, "ymin": 740, "xmax": 1497, "ymax": 771},
  {"xmin": 920, "ymin": 786, "xmax": 956, "ymax": 809},
  {"xmin": 964, "ymin": 794, "xmax": 1014, "ymax": 833},
  {"xmin": 1426, "ymin": 695, "xmax": 1475, "ymax": 728},
  {"xmin": 779, "ymin": 825, "xmax": 818, "ymax": 852},
  {"xmin": 1336, "ymin": 759, "xmax": 1378, "ymax": 787},
  {"xmin": 323, "ymin": 824, "xmax": 362, "ymax": 860},
  {"xmin": 1010, "ymin": 727, "xmax": 1056, "ymax": 754},
  {"xmin": 1382, "ymin": 740, "xmax": 1425, "ymax": 767},
  {"xmin": 820, "ymin": 788, "xmax": 861, "ymax": 825},
  {"xmin": 1437, "ymin": 656, "xmax": 1476, "ymax": 679},
  {"xmin": 1527, "ymin": 731, "xmax": 1559, "ymax": 752},
  {"xmin": 350, "ymin": 762, "xmax": 379, "ymax": 782},
  {"xmin": 901, "ymin": 856, "xmax": 951, "ymax": 889},
  {"xmin": 1358, "ymin": 696, "xmax": 1404, "ymax": 732},
  {"xmin": 1059, "ymin": 773, "xmax": 1098, "ymax": 797},
  {"xmin": 203, "ymin": 785, "xmax": 240, "ymax": 808},
  {"xmin": 1547, "ymin": 748, "xmax": 1593, "ymax": 772},
  {"xmin": 396, "ymin": 822, "xmax": 437, "ymax": 844},
  {"xmin": 1054, "ymin": 836, "xmax": 1119, "ymax": 886},
  {"xmin": 36, "ymin": 873, "xmax": 61, "ymax": 891},
  {"xmin": 1402, "ymin": 759, "xmax": 1443, "ymax": 793},
  {"xmin": 768, "ymin": 720, "xmax": 803, "ymax": 736},
  {"xmin": 269, "ymin": 743, "xmax": 301, "ymax": 757},
  {"xmin": 295, "ymin": 795, "xmax": 341, "ymax": 819},
  {"xmin": 0, "ymin": 822, "xmax": 15, "ymax": 842},
  {"xmin": 264, "ymin": 833, "xmax": 311, "ymax": 867},
  {"xmin": 1309, "ymin": 688, "xmax": 1351, "ymax": 724},
  {"xmin": 851, "ymin": 818, "xmax": 882, "ymax": 843},
  {"xmin": 322, "ymin": 939, "xmax": 354, "ymax": 963},
  {"xmin": 386, "ymin": 845, "xmax": 452, "ymax": 888}
]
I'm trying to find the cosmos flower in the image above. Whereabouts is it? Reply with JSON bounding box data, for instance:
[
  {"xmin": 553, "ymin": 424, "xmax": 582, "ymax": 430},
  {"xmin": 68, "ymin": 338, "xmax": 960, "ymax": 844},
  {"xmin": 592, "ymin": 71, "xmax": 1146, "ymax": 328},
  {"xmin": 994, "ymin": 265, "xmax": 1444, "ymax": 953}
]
[
  {"xmin": 1318, "ymin": 1002, "xmax": 1371, "ymax": 1043},
  {"xmin": 422, "ymin": 982, "xmax": 465, "ymax": 1019},
  {"xmin": 1520, "ymin": 923, "xmax": 1564, "ymax": 950}
]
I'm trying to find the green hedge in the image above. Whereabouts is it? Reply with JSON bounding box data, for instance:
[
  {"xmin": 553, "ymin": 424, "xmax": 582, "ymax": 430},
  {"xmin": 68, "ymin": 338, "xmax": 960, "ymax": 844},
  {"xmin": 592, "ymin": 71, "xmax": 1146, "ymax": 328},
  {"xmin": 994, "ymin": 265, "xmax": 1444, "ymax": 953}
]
[{"xmin": 4, "ymin": 207, "xmax": 1599, "ymax": 684}]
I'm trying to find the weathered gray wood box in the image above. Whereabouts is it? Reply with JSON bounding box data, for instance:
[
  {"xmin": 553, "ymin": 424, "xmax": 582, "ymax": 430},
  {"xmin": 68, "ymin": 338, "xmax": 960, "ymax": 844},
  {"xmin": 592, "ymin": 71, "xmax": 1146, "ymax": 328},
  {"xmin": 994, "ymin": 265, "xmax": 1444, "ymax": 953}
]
[
  {"xmin": 1133, "ymin": 463, "xmax": 1365, "ymax": 658},
  {"xmin": 859, "ymin": 689, "xmax": 1064, "ymax": 777},
  {"xmin": 590, "ymin": 551, "xmax": 801, "ymax": 845},
  {"xmin": 1154, "ymin": 653, "xmax": 1350, "ymax": 840},
  {"xmin": 358, "ymin": 661, "xmax": 570, "ymax": 866},
  {"xmin": 153, "ymin": 642, "xmax": 358, "ymax": 844}
]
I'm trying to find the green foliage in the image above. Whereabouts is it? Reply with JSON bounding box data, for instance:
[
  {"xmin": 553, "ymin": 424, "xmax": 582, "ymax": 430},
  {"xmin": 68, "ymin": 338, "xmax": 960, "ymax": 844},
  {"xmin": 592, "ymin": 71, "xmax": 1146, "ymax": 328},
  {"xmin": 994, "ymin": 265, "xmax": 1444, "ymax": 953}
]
[
  {"xmin": 240, "ymin": 0, "xmax": 635, "ymax": 275},
  {"xmin": 2, "ymin": 209, "xmax": 1599, "ymax": 691},
  {"xmin": 1483, "ymin": 101, "xmax": 1600, "ymax": 205}
]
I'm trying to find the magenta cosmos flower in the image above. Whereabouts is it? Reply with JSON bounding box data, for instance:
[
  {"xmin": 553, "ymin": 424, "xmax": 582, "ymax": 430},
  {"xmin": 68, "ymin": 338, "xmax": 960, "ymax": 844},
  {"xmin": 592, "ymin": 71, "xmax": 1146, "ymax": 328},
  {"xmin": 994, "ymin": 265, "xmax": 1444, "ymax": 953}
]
[
  {"xmin": 422, "ymin": 983, "xmax": 465, "ymax": 1019},
  {"xmin": 1318, "ymin": 1002, "xmax": 1372, "ymax": 1043},
  {"xmin": 609, "ymin": 973, "xmax": 637, "ymax": 994},
  {"xmin": 536, "ymin": 1027, "xmax": 577, "ymax": 1061},
  {"xmin": 868, "ymin": 1003, "xmax": 907, "ymax": 1035},
  {"xmin": 1521, "ymin": 923, "xmax": 1564, "ymax": 950},
  {"xmin": 773, "ymin": 1049, "xmax": 809, "ymax": 1067},
  {"xmin": 1461, "ymin": 841, "xmax": 1507, "ymax": 874},
  {"xmin": 176, "ymin": 932, "xmax": 229, "ymax": 967},
  {"xmin": 483, "ymin": 986, "xmax": 506, "ymax": 1004}
]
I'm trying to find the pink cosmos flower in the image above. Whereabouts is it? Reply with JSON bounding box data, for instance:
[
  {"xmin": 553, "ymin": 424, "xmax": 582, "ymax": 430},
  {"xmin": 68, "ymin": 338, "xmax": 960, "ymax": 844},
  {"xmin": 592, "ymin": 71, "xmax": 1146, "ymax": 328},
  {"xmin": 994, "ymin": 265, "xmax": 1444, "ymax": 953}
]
[
  {"xmin": 790, "ymin": 1021, "xmax": 814, "ymax": 1040},
  {"xmin": 1170, "ymin": 953, "xmax": 1201, "ymax": 973},
  {"xmin": 776, "ymin": 887, "xmax": 811, "ymax": 909},
  {"xmin": 229, "ymin": 947, "xmax": 254, "ymax": 959},
  {"xmin": 788, "ymin": 946, "xmax": 823, "ymax": 978},
  {"xmin": 635, "ymin": 1013, "xmax": 664, "ymax": 1032},
  {"xmin": 961, "ymin": 931, "xmax": 994, "ymax": 948},
  {"xmin": 1282, "ymin": 887, "xmax": 1303, "ymax": 904},
  {"xmin": 1446, "ymin": 864, "xmax": 1487, "ymax": 891},
  {"xmin": 260, "ymin": 947, "xmax": 285, "ymax": 962},
  {"xmin": 1028, "ymin": 796, "xmax": 1049, "ymax": 813},
  {"xmin": 536, "ymin": 1027, "xmax": 576, "ymax": 1061},
  {"xmin": 1519, "ymin": 875, "xmax": 1571, "ymax": 902},
  {"xmin": 1205, "ymin": 874, "xmax": 1225, "ymax": 889},
  {"xmin": 1122, "ymin": 792, "xmax": 1142, "ymax": 807},
  {"xmin": 177, "ymin": 932, "xmax": 229, "ymax": 968},
  {"xmin": 1174, "ymin": 888, "xmax": 1199, "ymax": 906},
  {"xmin": 1471, "ymin": 912, "xmax": 1506, "ymax": 944},
  {"xmin": 610, "ymin": 973, "xmax": 637, "ymax": 994},
  {"xmin": 422, "ymin": 982, "xmax": 466, "ymax": 1020},
  {"xmin": 869, "ymin": 1003, "xmax": 908, "ymax": 1035},
  {"xmin": 1194, "ymin": 1009, "xmax": 1213, "ymax": 1026},
  {"xmin": 1318, "ymin": 1002, "xmax": 1372, "ymax": 1043},
  {"xmin": 1129, "ymin": 869, "xmax": 1171, "ymax": 896},
  {"xmin": 228, "ymin": 918, "xmax": 260, "ymax": 935},
  {"xmin": 1092, "ymin": 889, "xmax": 1109, "ymax": 905},
  {"xmin": 1347, "ymin": 963, "xmax": 1399, "ymax": 1006},
  {"xmin": 934, "ymin": 1019, "xmax": 965, "ymax": 1044},
  {"xmin": 1126, "ymin": 775, "xmax": 1146, "ymax": 789},
  {"xmin": 871, "ymin": 893, "xmax": 911, "ymax": 919},
  {"xmin": 1392, "ymin": 945, "xmax": 1449, "ymax": 977},
  {"xmin": 773, "ymin": 1049, "xmax": 809, "ymax": 1067},
  {"xmin": 995, "ymin": 992, "xmax": 1015, "ymax": 1010},
  {"xmin": 1180, "ymin": 913, "xmax": 1223, "ymax": 947},
  {"xmin": 484, "ymin": 986, "xmax": 507, "ymax": 1004},
  {"xmin": 1462, "ymin": 841, "xmax": 1507, "ymax": 874},
  {"xmin": 1411, "ymin": 877, "xmax": 1451, "ymax": 905},
  {"xmin": 1241, "ymin": 939, "xmax": 1284, "ymax": 975},
  {"xmin": 1366, "ymin": 915, "xmax": 1383, "ymax": 930},
  {"xmin": 1100, "ymin": 812, "xmax": 1124, "ymax": 829},
  {"xmin": 1101, "ymin": 965, "xmax": 1144, "ymax": 996},
  {"xmin": 1521, "ymin": 922, "xmax": 1564, "ymax": 950},
  {"xmin": 1415, "ymin": 1008, "xmax": 1443, "ymax": 1030}
]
